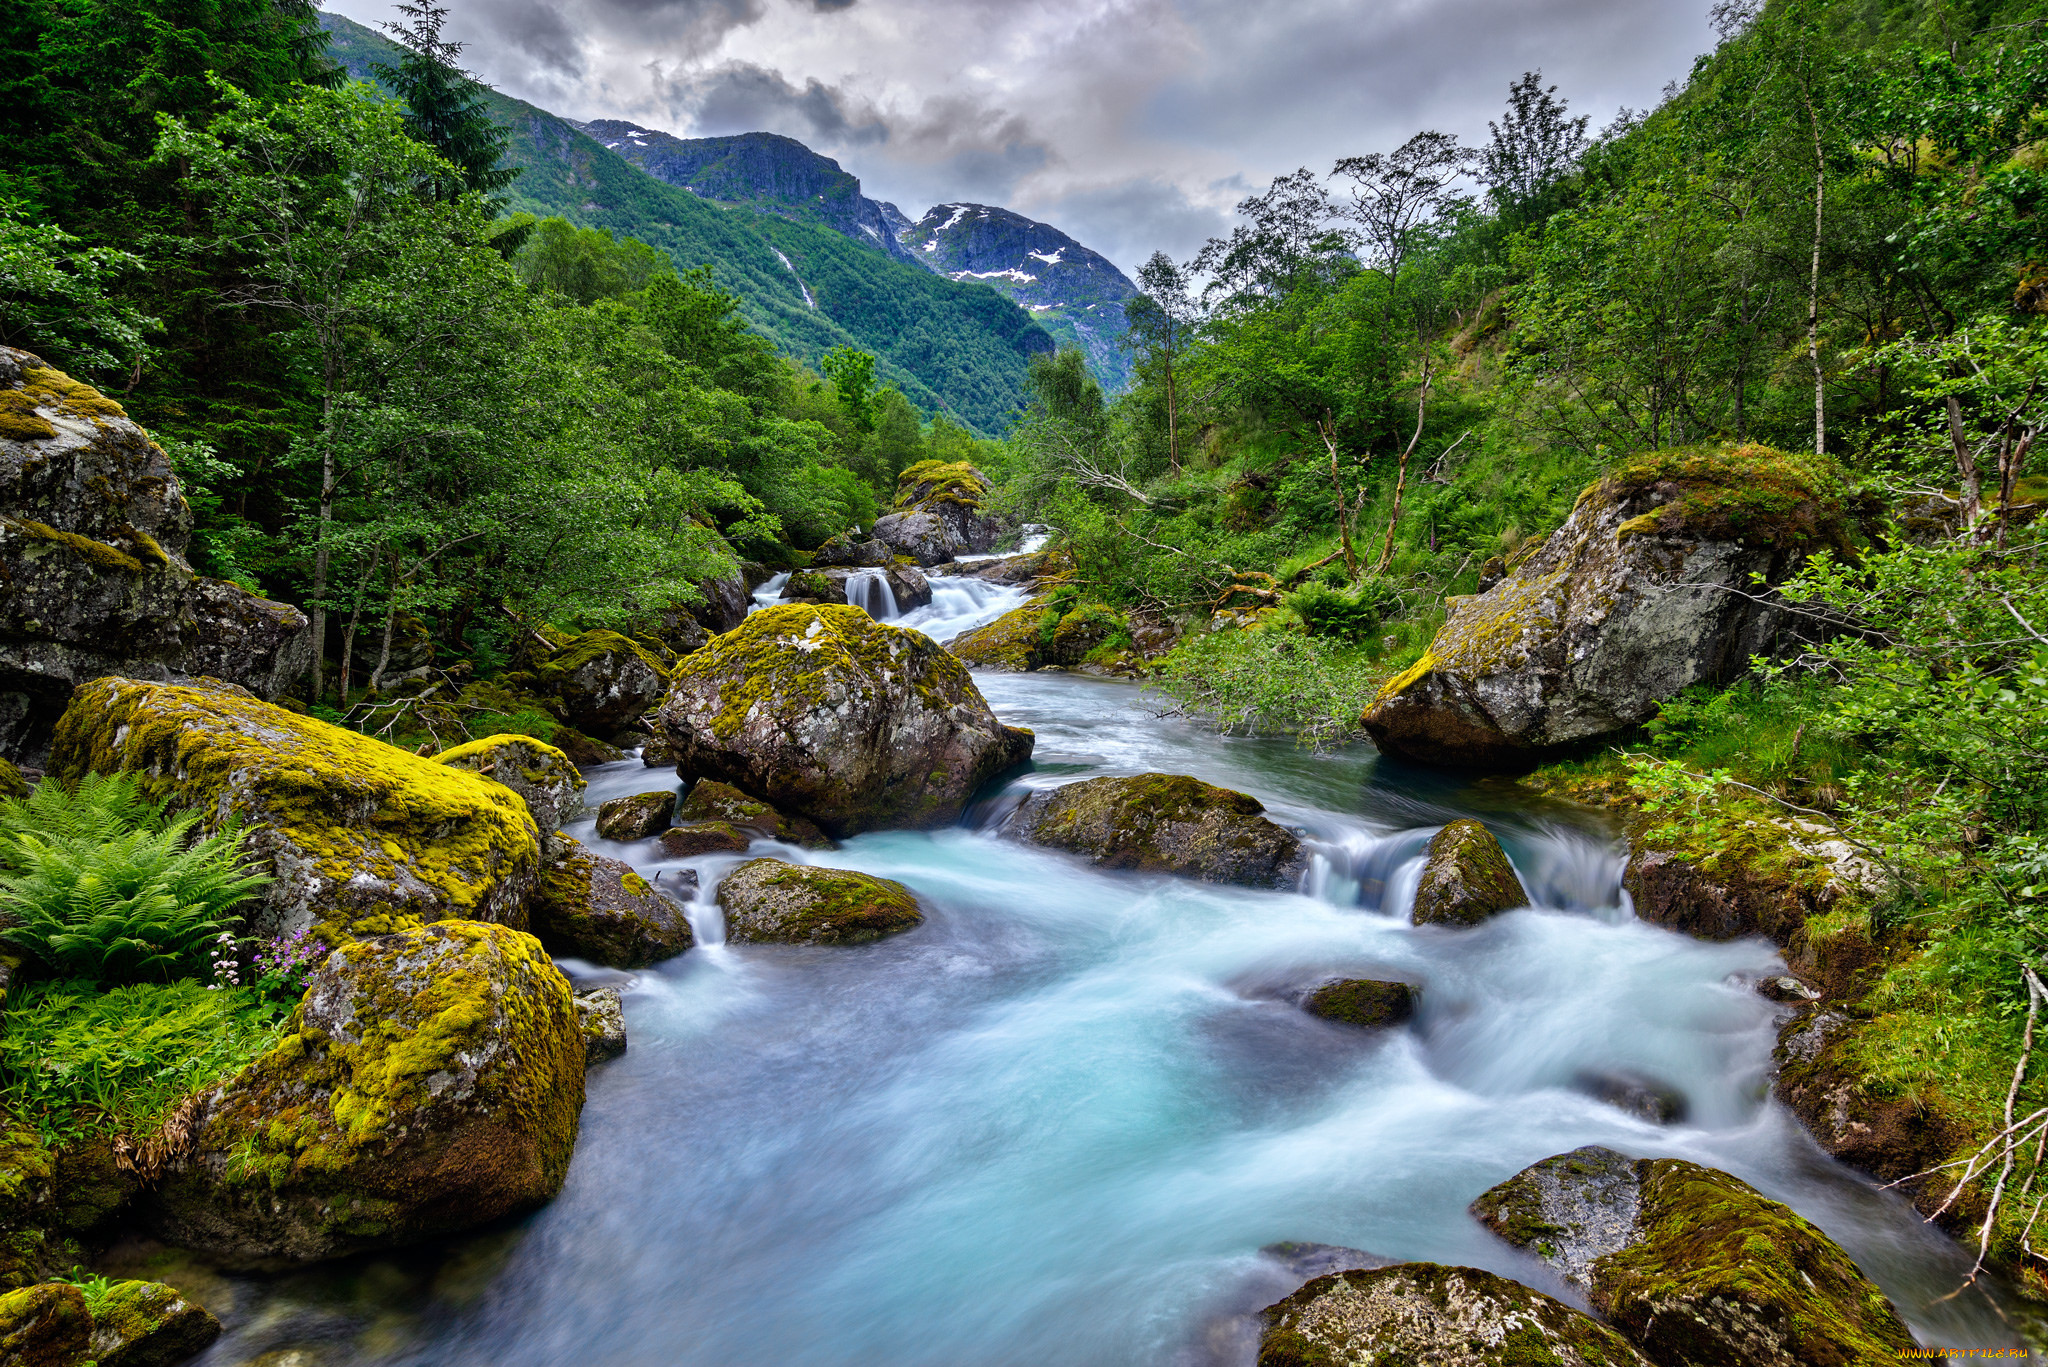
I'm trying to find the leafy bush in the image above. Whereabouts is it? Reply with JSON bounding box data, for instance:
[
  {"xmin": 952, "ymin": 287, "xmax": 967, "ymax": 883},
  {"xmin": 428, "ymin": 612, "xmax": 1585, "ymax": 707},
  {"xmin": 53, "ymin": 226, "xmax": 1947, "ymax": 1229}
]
[
  {"xmin": 0, "ymin": 776, "xmax": 270, "ymax": 984},
  {"xmin": 0, "ymin": 978, "xmax": 285, "ymax": 1142},
  {"xmin": 1152, "ymin": 627, "xmax": 1384, "ymax": 749},
  {"xmin": 1284, "ymin": 578, "xmax": 1403, "ymax": 644}
]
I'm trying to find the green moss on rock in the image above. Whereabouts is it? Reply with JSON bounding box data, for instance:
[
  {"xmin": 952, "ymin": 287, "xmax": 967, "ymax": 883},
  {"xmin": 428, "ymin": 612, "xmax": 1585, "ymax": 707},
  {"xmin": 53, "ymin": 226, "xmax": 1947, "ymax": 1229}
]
[
  {"xmin": 594, "ymin": 791, "xmax": 675, "ymax": 842},
  {"xmin": 433, "ymin": 734, "xmax": 586, "ymax": 837},
  {"xmin": 677, "ymin": 779, "xmax": 834, "ymax": 849},
  {"xmin": 145, "ymin": 921, "xmax": 585, "ymax": 1267},
  {"xmin": 657, "ymin": 821, "xmax": 752, "ymax": 858},
  {"xmin": 0, "ymin": 1281, "xmax": 89, "ymax": 1367},
  {"xmin": 532, "ymin": 835, "xmax": 693, "ymax": 968},
  {"xmin": 0, "ymin": 760, "xmax": 25, "ymax": 803},
  {"xmin": 47, "ymin": 677, "xmax": 541, "ymax": 938},
  {"xmin": 1303, "ymin": 979, "xmax": 1415, "ymax": 1028},
  {"xmin": 87, "ymin": 1278, "xmax": 220, "ymax": 1367},
  {"xmin": 1412, "ymin": 820, "xmax": 1528, "ymax": 926},
  {"xmin": 716, "ymin": 857, "xmax": 922, "ymax": 945},
  {"xmin": 1012, "ymin": 773, "xmax": 1305, "ymax": 889},
  {"xmin": 947, "ymin": 598, "xmax": 1051, "ymax": 671},
  {"xmin": 529, "ymin": 630, "xmax": 669, "ymax": 736}
]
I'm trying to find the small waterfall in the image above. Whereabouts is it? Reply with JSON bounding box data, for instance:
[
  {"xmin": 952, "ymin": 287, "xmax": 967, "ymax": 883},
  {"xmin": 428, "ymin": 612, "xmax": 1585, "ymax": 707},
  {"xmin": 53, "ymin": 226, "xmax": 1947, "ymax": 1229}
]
[
  {"xmin": 1018, "ymin": 524, "xmax": 1052, "ymax": 553},
  {"xmin": 894, "ymin": 578, "xmax": 1029, "ymax": 643},
  {"xmin": 749, "ymin": 572, "xmax": 790, "ymax": 614},
  {"xmin": 1301, "ymin": 826, "xmax": 1435, "ymax": 914},
  {"xmin": 847, "ymin": 569, "xmax": 900, "ymax": 620}
]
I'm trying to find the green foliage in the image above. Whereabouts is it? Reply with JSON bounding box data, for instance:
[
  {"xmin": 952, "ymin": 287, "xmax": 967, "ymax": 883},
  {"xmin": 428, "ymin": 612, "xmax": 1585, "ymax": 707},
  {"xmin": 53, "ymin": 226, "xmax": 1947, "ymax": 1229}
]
[
  {"xmin": 0, "ymin": 201, "xmax": 157, "ymax": 375},
  {"xmin": 1153, "ymin": 628, "xmax": 1384, "ymax": 749},
  {"xmin": 370, "ymin": 0, "xmax": 517, "ymax": 204},
  {"xmin": 821, "ymin": 347, "xmax": 876, "ymax": 432},
  {"xmin": 516, "ymin": 217, "xmax": 672, "ymax": 304},
  {"xmin": 1283, "ymin": 578, "xmax": 1402, "ymax": 643},
  {"xmin": 0, "ymin": 978, "xmax": 285, "ymax": 1142},
  {"xmin": 0, "ymin": 778, "xmax": 271, "ymax": 985}
]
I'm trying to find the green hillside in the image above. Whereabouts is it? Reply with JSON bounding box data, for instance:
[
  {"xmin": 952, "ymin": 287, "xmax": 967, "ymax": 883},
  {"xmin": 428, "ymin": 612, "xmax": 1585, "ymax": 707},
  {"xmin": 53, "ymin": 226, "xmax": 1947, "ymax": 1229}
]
[{"xmin": 320, "ymin": 12, "xmax": 1052, "ymax": 433}]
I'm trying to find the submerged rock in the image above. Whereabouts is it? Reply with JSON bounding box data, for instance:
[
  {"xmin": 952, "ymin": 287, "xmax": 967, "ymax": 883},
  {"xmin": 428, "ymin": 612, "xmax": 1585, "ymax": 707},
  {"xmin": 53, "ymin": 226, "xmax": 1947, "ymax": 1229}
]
[
  {"xmin": 653, "ymin": 604, "xmax": 1032, "ymax": 837},
  {"xmin": 594, "ymin": 791, "xmax": 675, "ymax": 842},
  {"xmin": 1470, "ymin": 1146, "xmax": 1915, "ymax": 1366},
  {"xmin": 148, "ymin": 921, "xmax": 585, "ymax": 1268},
  {"xmin": 716, "ymin": 858, "xmax": 923, "ymax": 944},
  {"xmin": 532, "ymin": 834, "xmax": 693, "ymax": 967},
  {"xmin": 530, "ymin": 630, "xmax": 669, "ymax": 736},
  {"xmin": 1410, "ymin": 820, "xmax": 1528, "ymax": 927},
  {"xmin": 1010, "ymin": 773, "xmax": 1304, "ymax": 888},
  {"xmin": 433, "ymin": 735, "xmax": 586, "ymax": 839},
  {"xmin": 0, "ymin": 1281, "xmax": 90, "ymax": 1365},
  {"xmin": 87, "ymin": 1278, "xmax": 221, "ymax": 1367},
  {"xmin": 677, "ymin": 779, "xmax": 834, "ymax": 850},
  {"xmin": 1573, "ymin": 1071, "xmax": 1686, "ymax": 1125},
  {"xmin": 574, "ymin": 986, "xmax": 627, "ymax": 1065},
  {"xmin": 1258, "ymin": 1263, "xmax": 1652, "ymax": 1367},
  {"xmin": 0, "ymin": 347, "xmax": 311, "ymax": 762},
  {"xmin": 49, "ymin": 677, "xmax": 541, "ymax": 938},
  {"xmin": 1303, "ymin": 979, "xmax": 1415, "ymax": 1028},
  {"xmin": 1363, "ymin": 444, "xmax": 1843, "ymax": 769}
]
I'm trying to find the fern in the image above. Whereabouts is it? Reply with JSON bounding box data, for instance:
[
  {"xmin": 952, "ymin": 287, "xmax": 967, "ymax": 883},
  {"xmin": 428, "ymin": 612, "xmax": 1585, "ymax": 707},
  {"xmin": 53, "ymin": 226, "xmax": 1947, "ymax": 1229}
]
[{"xmin": 0, "ymin": 781, "xmax": 271, "ymax": 984}]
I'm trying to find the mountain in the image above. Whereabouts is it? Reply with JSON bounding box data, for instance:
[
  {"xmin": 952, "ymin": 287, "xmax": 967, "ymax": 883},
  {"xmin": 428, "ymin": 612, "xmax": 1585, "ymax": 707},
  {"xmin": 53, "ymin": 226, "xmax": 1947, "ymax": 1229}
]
[
  {"xmin": 317, "ymin": 13, "xmax": 1052, "ymax": 434},
  {"xmin": 900, "ymin": 204, "xmax": 1138, "ymax": 392},
  {"xmin": 577, "ymin": 123, "xmax": 922, "ymax": 268}
]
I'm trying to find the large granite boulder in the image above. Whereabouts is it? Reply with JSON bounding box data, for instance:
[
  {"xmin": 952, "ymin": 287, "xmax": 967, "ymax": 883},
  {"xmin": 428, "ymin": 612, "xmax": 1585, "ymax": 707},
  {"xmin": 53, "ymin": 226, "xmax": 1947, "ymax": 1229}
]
[
  {"xmin": 1410, "ymin": 820, "xmax": 1529, "ymax": 927},
  {"xmin": 1010, "ymin": 773, "xmax": 1304, "ymax": 888},
  {"xmin": 871, "ymin": 461, "xmax": 1000, "ymax": 566},
  {"xmin": 1258, "ymin": 1263, "xmax": 1651, "ymax": 1367},
  {"xmin": 809, "ymin": 532, "xmax": 892, "ymax": 568},
  {"xmin": 1471, "ymin": 1147, "xmax": 1915, "ymax": 1366},
  {"xmin": 148, "ymin": 922, "xmax": 585, "ymax": 1267},
  {"xmin": 653, "ymin": 604, "xmax": 1032, "ymax": 837},
  {"xmin": 716, "ymin": 857, "xmax": 923, "ymax": 944},
  {"xmin": 531, "ymin": 834, "xmax": 694, "ymax": 967},
  {"xmin": 0, "ymin": 348, "xmax": 310, "ymax": 763},
  {"xmin": 529, "ymin": 630, "xmax": 669, "ymax": 736},
  {"xmin": 49, "ymin": 677, "xmax": 541, "ymax": 938},
  {"xmin": 1363, "ymin": 444, "xmax": 1844, "ymax": 769},
  {"xmin": 86, "ymin": 1279, "xmax": 221, "ymax": 1367},
  {"xmin": 691, "ymin": 570, "xmax": 751, "ymax": 634},
  {"xmin": 433, "ymin": 735, "xmax": 586, "ymax": 840}
]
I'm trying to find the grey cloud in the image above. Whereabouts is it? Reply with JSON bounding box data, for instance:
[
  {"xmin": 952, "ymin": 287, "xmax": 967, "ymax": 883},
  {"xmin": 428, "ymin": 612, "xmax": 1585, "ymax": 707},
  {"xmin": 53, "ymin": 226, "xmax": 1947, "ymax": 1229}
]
[
  {"xmin": 490, "ymin": 0, "xmax": 586, "ymax": 78},
  {"xmin": 661, "ymin": 60, "xmax": 888, "ymax": 142},
  {"xmin": 1030, "ymin": 178, "xmax": 1228, "ymax": 273}
]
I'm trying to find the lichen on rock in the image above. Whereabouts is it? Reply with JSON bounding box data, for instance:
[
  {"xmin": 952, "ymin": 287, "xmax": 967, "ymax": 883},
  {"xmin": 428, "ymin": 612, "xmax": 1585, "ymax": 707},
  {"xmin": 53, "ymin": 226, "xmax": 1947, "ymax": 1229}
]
[
  {"xmin": 594, "ymin": 790, "xmax": 675, "ymax": 842},
  {"xmin": 1008, "ymin": 773, "xmax": 1304, "ymax": 889},
  {"xmin": 434, "ymin": 734, "xmax": 586, "ymax": 839},
  {"xmin": 653, "ymin": 604, "xmax": 1032, "ymax": 837},
  {"xmin": 1257, "ymin": 1262, "xmax": 1652, "ymax": 1367},
  {"xmin": 86, "ymin": 1278, "xmax": 221, "ymax": 1367},
  {"xmin": 146, "ymin": 921, "xmax": 585, "ymax": 1268},
  {"xmin": 574, "ymin": 986, "xmax": 627, "ymax": 1065},
  {"xmin": 1470, "ymin": 1147, "xmax": 1916, "ymax": 1367},
  {"xmin": 48, "ymin": 677, "xmax": 541, "ymax": 939},
  {"xmin": 531, "ymin": 834, "xmax": 693, "ymax": 967},
  {"xmin": 1411, "ymin": 820, "xmax": 1528, "ymax": 926},
  {"xmin": 716, "ymin": 857, "xmax": 923, "ymax": 944},
  {"xmin": 1303, "ymin": 979, "xmax": 1415, "ymax": 1028}
]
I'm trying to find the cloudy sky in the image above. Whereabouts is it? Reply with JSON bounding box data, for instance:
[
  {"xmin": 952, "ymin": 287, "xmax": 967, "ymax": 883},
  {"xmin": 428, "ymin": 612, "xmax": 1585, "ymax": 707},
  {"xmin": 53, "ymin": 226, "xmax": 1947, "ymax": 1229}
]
[{"xmin": 321, "ymin": 0, "xmax": 1718, "ymax": 273}]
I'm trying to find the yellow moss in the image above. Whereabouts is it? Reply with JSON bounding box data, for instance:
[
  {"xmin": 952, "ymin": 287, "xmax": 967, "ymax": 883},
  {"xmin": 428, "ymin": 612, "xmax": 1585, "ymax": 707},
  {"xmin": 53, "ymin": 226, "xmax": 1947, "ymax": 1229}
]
[
  {"xmin": 1375, "ymin": 650, "xmax": 1437, "ymax": 702},
  {"xmin": 0, "ymin": 392, "xmax": 55, "ymax": 441},
  {"xmin": 1, "ymin": 516, "xmax": 143, "ymax": 572}
]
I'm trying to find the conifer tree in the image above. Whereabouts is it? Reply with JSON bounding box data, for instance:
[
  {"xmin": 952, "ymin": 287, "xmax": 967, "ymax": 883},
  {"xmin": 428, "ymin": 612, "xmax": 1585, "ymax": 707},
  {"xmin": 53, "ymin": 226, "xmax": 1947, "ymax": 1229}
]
[{"xmin": 372, "ymin": 1, "xmax": 517, "ymax": 205}]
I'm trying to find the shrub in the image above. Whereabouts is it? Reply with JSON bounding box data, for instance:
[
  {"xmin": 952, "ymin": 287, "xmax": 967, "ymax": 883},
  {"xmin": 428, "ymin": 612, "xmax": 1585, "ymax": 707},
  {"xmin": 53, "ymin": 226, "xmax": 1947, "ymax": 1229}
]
[
  {"xmin": 1283, "ymin": 578, "xmax": 1403, "ymax": 644},
  {"xmin": 1152, "ymin": 628, "xmax": 1384, "ymax": 749}
]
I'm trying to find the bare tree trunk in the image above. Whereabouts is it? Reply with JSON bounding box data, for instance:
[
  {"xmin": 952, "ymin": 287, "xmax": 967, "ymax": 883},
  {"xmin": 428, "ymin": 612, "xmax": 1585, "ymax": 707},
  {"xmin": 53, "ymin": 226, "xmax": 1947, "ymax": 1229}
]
[
  {"xmin": 1166, "ymin": 358, "xmax": 1180, "ymax": 473},
  {"xmin": 337, "ymin": 549, "xmax": 381, "ymax": 710},
  {"xmin": 1805, "ymin": 91, "xmax": 1827, "ymax": 459},
  {"xmin": 1320, "ymin": 420, "xmax": 1358, "ymax": 580},
  {"xmin": 370, "ymin": 557, "xmax": 403, "ymax": 695},
  {"xmin": 1947, "ymin": 394, "xmax": 1984, "ymax": 532},
  {"xmin": 308, "ymin": 382, "xmax": 335, "ymax": 702},
  {"xmin": 1373, "ymin": 360, "xmax": 1435, "ymax": 575}
]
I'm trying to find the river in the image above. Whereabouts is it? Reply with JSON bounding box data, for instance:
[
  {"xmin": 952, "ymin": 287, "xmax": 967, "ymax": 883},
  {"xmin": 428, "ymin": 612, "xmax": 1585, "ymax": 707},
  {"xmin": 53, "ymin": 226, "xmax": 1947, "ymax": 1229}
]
[{"xmin": 161, "ymin": 580, "xmax": 2025, "ymax": 1364}]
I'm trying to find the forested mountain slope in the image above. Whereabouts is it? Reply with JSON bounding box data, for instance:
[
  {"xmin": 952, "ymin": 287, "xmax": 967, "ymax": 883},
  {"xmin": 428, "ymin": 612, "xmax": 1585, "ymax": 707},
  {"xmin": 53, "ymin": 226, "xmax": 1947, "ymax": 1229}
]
[{"xmin": 320, "ymin": 11, "xmax": 1053, "ymax": 433}]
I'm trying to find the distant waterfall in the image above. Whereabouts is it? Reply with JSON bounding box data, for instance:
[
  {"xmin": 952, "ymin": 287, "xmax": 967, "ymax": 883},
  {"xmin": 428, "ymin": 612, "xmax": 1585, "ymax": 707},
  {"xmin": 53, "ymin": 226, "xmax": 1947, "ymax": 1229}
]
[{"xmin": 847, "ymin": 569, "xmax": 899, "ymax": 620}]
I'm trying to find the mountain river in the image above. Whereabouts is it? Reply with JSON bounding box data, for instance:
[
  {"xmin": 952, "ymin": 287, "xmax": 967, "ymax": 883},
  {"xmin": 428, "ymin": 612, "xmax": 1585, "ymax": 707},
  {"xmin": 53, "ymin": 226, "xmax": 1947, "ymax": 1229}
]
[{"xmin": 146, "ymin": 575, "xmax": 2027, "ymax": 1364}]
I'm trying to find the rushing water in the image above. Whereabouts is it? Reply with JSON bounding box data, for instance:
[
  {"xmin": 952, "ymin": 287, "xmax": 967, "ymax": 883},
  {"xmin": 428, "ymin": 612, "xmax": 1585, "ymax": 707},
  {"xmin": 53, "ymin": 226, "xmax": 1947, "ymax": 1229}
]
[{"xmin": 152, "ymin": 667, "xmax": 2030, "ymax": 1365}]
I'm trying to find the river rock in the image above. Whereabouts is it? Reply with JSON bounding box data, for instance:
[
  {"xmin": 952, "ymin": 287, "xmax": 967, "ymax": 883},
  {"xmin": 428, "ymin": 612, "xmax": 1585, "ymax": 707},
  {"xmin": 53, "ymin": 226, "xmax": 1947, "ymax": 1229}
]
[
  {"xmin": 716, "ymin": 857, "xmax": 923, "ymax": 944},
  {"xmin": 595, "ymin": 791, "xmax": 675, "ymax": 841},
  {"xmin": 1362, "ymin": 444, "xmax": 1843, "ymax": 768},
  {"xmin": 810, "ymin": 532, "xmax": 892, "ymax": 568},
  {"xmin": 148, "ymin": 921, "xmax": 585, "ymax": 1268},
  {"xmin": 0, "ymin": 1281, "xmax": 90, "ymax": 1365},
  {"xmin": 0, "ymin": 347, "xmax": 311, "ymax": 763},
  {"xmin": 886, "ymin": 562, "xmax": 933, "ymax": 612},
  {"xmin": 691, "ymin": 570, "xmax": 751, "ymax": 634},
  {"xmin": 1411, "ymin": 820, "xmax": 1528, "ymax": 927},
  {"xmin": 678, "ymin": 779, "xmax": 834, "ymax": 849},
  {"xmin": 529, "ymin": 630, "xmax": 669, "ymax": 735},
  {"xmin": 433, "ymin": 735, "xmax": 586, "ymax": 838},
  {"xmin": 574, "ymin": 985, "xmax": 627, "ymax": 1065},
  {"xmin": 1304, "ymin": 978, "xmax": 1415, "ymax": 1028},
  {"xmin": 895, "ymin": 460, "xmax": 1001, "ymax": 557},
  {"xmin": 653, "ymin": 604, "xmax": 1032, "ymax": 837},
  {"xmin": 1258, "ymin": 1263, "xmax": 1652, "ymax": 1367},
  {"xmin": 1572, "ymin": 1070, "xmax": 1687, "ymax": 1125},
  {"xmin": 532, "ymin": 834, "xmax": 693, "ymax": 967},
  {"xmin": 48, "ymin": 677, "xmax": 540, "ymax": 938},
  {"xmin": 87, "ymin": 1278, "xmax": 221, "ymax": 1367},
  {"xmin": 947, "ymin": 597, "xmax": 1051, "ymax": 670},
  {"xmin": 1470, "ymin": 1146, "xmax": 1915, "ymax": 1366},
  {"xmin": 0, "ymin": 758, "xmax": 25, "ymax": 801},
  {"xmin": 658, "ymin": 821, "xmax": 752, "ymax": 857},
  {"xmin": 1011, "ymin": 774, "xmax": 1305, "ymax": 888},
  {"xmin": 872, "ymin": 510, "xmax": 951, "ymax": 567},
  {"xmin": 934, "ymin": 548, "xmax": 1060, "ymax": 586}
]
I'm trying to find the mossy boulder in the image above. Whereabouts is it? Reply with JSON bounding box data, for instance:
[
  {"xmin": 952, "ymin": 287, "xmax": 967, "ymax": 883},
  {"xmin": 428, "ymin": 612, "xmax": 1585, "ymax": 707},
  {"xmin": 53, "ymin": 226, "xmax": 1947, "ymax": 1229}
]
[
  {"xmin": 1411, "ymin": 820, "xmax": 1529, "ymax": 927},
  {"xmin": 433, "ymin": 735, "xmax": 586, "ymax": 839},
  {"xmin": 1011, "ymin": 773, "xmax": 1304, "ymax": 888},
  {"xmin": 594, "ymin": 791, "xmax": 675, "ymax": 842},
  {"xmin": 1471, "ymin": 1147, "xmax": 1915, "ymax": 1366},
  {"xmin": 1363, "ymin": 443, "xmax": 1844, "ymax": 769},
  {"xmin": 531, "ymin": 834, "xmax": 693, "ymax": 967},
  {"xmin": 1257, "ymin": 1262, "xmax": 1652, "ymax": 1367},
  {"xmin": 677, "ymin": 779, "xmax": 833, "ymax": 849},
  {"xmin": 529, "ymin": 630, "xmax": 669, "ymax": 736},
  {"xmin": 0, "ymin": 1282, "xmax": 89, "ymax": 1366},
  {"xmin": 147, "ymin": 921, "xmax": 585, "ymax": 1268},
  {"xmin": 653, "ymin": 604, "xmax": 1033, "ymax": 837},
  {"xmin": 0, "ymin": 760, "xmax": 24, "ymax": 803},
  {"xmin": 946, "ymin": 597, "xmax": 1051, "ymax": 670},
  {"xmin": 86, "ymin": 1279, "xmax": 220, "ymax": 1367},
  {"xmin": 657, "ymin": 821, "xmax": 752, "ymax": 857},
  {"xmin": 1304, "ymin": 979, "xmax": 1415, "ymax": 1028},
  {"xmin": 49, "ymin": 677, "xmax": 541, "ymax": 939},
  {"xmin": 810, "ymin": 533, "xmax": 892, "ymax": 568},
  {"xmin": 716, "ymin": 858, "xmax": 923, "ymax": 944},
  {"xmin": 690, "ymin": 570, "xmax": 751, "ymax": 635},
  {"xmin": 0, "ymin": 348, "xmax": 310, "ymax": 763},
  {"xmin": 574, "ymin": 985, "xmax": 627, "ymax": 1065}
]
